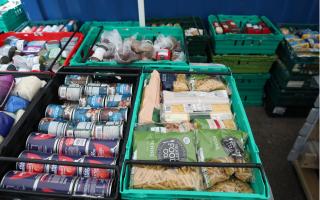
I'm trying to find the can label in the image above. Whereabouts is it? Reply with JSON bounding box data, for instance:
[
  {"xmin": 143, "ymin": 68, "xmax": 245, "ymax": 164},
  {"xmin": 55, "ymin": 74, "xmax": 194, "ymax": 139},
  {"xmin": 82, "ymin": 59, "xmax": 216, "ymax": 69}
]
[
  {"xmin": 73, "ymin": 122, "xmax": 94, "ymax": 138},
  {"xmin": 93, "ymin": 122, "xmax": 123, "ymax": 139},
  {"xmin": 38, "ymin": 118, "xmax": 68, "ymax": 137},
  {"xmin": 58, "ymin": 85, "xmax": 83, "ymax": 101},
  {"xmin": 45, "ymin": 104, "xmax": 65, "ymax": 119},
  {"xmin": 26, "ymin": 133, "xmax": 60, "ymax": 154},
  {"xmin": 0, "ymin": 171, "xmax": 41, "ymax": 191},
  {"xmin": 105, "ymin": 95, "xmax": 131, "ymax": 107},
  {"xmin": 116, "ymin": 83, "xmax": 132, "ymax": 95},
  {"xmin": 35, "ymin": 174, "xmax": 77, "ymax": 194},
  {"xmin": 17, "ymin": 151, "xmax": 51, "ymax": 173},
  {"xmin": 64, "ymin": 75, "xmax": 91, "ymax": 85},
  {"xmin": 86, "ymin": 139, "xmax": 119, "ymax": 158},
  {"xmin": 47, "ymin": 154, "xmax": 81, "ymax": 176},
  {"xmin": 81, "ymin": 157, "xmax": 115, "ymax": 179},
  {"xmin": 99, "ymin": 108, "xmax": 127, "ymax": 122},
  {"xmin": 73, "ymin": 177, "xmax": 113, "ymax": 198},
  {"xmin": 79, "ymin": 95, "xmax": 105, "ymax": 108},
  {"xmin": 72, "ymin": 108, "xmax": 100, "ymax": 122},
  {"xmin": 57, "ymin": 137, "xmax": 88, "ymax": 156}
]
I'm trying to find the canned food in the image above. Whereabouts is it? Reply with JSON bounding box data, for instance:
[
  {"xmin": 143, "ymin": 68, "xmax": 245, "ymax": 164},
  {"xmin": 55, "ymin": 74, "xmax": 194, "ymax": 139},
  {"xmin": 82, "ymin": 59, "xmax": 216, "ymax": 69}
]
[
  {"xmin": 0, "ymin": 171, "xmax": 41, "ymax": 191},
  {"xmin": 105, "ymin": 94, "xmax": 131, "ymax": 108},
  {"xmin": 64, "ymin": 75, "xmax": 91, "ymax": 85},
  {"xmin": 47, "ymin": 154, "xmax": 81, "ymax": 176},
  {"xmin": 86, "ymin": 139, "xmax": 119, "ymax": 158},
  {"xmin": 84, "ymin": 83, "xmax": 132, "ymax": 96},
  {"xmin": 26, "ymin": 133, "xmax": 60, "ymax": 154},
  {"xmin": 79, "ymin": 95, "xmax": 105, "ymax": 108},
  {"xmin": 70, "ymin": 122, "xmax": 94, "ymax": 138},
  {"xmin": 93, "ymin": 121, "xmax": 123, "ymax": 140},
  {"xmin": 72, "ymin": 108, "xmax": 100, "ymax": 122},
  {"xmin": 58, "ymin": 85, "xmax": 83, "ymax": 101},
  {"xmin": 99, "ymin": 108, "xmax": 128, "ymax": 122},
  {"xmin": 81, "ymin": 157, "xmax": 115, "ymax": 179},
  {"xmin": 57, "ymin": 137, "xmax": 88, "ymax": 157},
  {"xmin": 38, "ymin": 118, "xmax": 69, "ymax": 137},
  {"xmin": 45, "ymin": 104, "xmax": 76, "ymax": 120},
  {"xmin": 115, "ymin": 83, "xmax": 132, "ymax": 95},
  {"xmin": 79, "ymin": 95, "xmax": 131, "ymax": 108},
  {"xmin": 73, "ymin": 177, "xmax": 113, "ymax": 198},
  {"xmin": 17, "ymin": 151, "xmax": 51, "ymax": 173},
  {"xmin": 35, "ymin": 174, "xmax": 77, "ymax": 194}
]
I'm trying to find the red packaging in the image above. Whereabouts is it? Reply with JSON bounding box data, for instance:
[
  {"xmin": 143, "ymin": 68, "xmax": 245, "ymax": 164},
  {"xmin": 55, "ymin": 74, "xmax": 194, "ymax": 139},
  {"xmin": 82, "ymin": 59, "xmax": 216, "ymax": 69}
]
[{"xmin": 156, "ymin": 49, "xmax": 171, "ymax": 60}]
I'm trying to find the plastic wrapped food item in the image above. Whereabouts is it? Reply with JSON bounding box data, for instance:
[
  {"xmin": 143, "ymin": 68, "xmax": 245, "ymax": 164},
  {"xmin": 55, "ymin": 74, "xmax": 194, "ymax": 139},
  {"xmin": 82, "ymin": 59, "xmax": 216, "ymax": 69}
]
[
  {"xmin": 133, "ymin": 131, "xmax": 197, "ymax": 162},
  {"xmin": 115, "ymin": 36, "xmax": 140, "ymax": 64},
  {"xmin": 154, "ymin": 34, "xmax": 178, "ymax": 51},
  {"xmin": 135, "ymin": 121, "xmax": 195, "ymax": 133},
  {"xmin": 100, "ymin": 30, "xmax": 122, "ymax": 50},
  {"xmin": 234, "ymin": 158, "xmax": 252, "ymax": 182},
  {"xmin": 194, "ymin": 118, "xmax": 237, "ymax": 130},
  {"xmin": 173, "ymin": 74, "xmax": 189, "ymax": 91},
  {"xmin": 130, "ymin": 165, "xmax": 203, "ymax": 190},
  {"xmin": 208, "ymin": 178, "xmax": 253, "ymax": 193},
  {"xmin": 189, "ymin": 74, "xmax": 227, "ymax": 92},
  {"xmin": 197, "ymin": 129, "xmax": 249, "ymax": 188}
]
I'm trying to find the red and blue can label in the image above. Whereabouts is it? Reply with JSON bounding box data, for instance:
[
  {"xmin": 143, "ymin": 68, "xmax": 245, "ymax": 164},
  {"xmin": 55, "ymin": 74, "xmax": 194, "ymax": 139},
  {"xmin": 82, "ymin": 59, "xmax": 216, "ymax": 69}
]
[
  {"xmin": 73, "ymin": 177, "xmax": 113, "ymax": 198},
  {"xmin": 81, "ymin": 157, "xmax": 115, "ymax": 179},
  {"xmin": 34, "ymin": 174, "xmax": 77, "ymax": 194},
  {"xmin": 17, "ymin": 150, "xmax": 51, "ymax": 173},
  {"xmin": 26, "ymin": 133, "xmax": 60, "ymax": 154},
  {"xmin": 0, "ymin": 171, "xmax": 41, "ymax": 191},
  {"xmin": 47, "ymin": 154, "xmax": 82, "ymax": 176},
  {"xmin": 86, "ymin": 139, "xmax": 119, "ymax": 158},
  {"xmin": 57, "ymin": 137, "xmax": 88, "ymax": 157}
]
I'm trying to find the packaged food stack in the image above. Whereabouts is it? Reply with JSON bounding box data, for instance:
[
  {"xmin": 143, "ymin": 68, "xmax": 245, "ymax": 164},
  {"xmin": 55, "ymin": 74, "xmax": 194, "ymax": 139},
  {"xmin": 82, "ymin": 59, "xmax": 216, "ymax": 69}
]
[
  {"xmin": 265, "ymin": 25, "xmax": 319, "ymax": 117},
  {"xmin": 0, "ymin": 0, "xmax": 27, "ymax": 32},
  {"xmin": 18, "ymin": 20, "xmax": 77, "ymax": 33},
  {"xmin": 88, "ymin": 29, "xmax": 185, "ymax": 64},
  {"xmin": 128, "ymin": 70, "xmax": 257, "ymax": 194},
  {"xmin": 209, "ymin": 15, "xmax": 283, "ymax": 106},
  {"xmin": 0, "ymin": 75, "xmax": 46, "ymax": 145},
  {"xmin": 147, "ymin": 17, "xmax": 210, "ymax": 63},
  {"xmin": 0, "ymin": 35, "xmax": 78, "ymax": 72},
  {"xmin": 0, "ymin": 74, "xmax": 133, "ymax": 198}
]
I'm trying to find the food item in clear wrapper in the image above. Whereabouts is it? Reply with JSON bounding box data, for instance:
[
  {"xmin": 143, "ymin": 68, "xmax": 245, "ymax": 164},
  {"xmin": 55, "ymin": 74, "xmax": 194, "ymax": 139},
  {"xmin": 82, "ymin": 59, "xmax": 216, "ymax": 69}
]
[
  {"xmin": 189, "ymin": 74, "xmax": 227, "ymax": 92},
  {"xmin": 208, "ymin": 178, "xmax": 253, "ymax": 193},
  {"xmin": 135, "ymin": 121, "xmax": 194, "ymax": 133},
  {"xmin": 115, "ymin": 36, "xmax": 140, "ymax": 64},
  {"xmin": 133, "ymin": 131, "xmax": 197, "ymax": 162},
  {"xmin": 154, "ymin": 34, "xmax": 178, "ymax": 51},
  {"xmin": 197, "ymin": 129, "xmax": 249, "ymax": 188},
  {"xmin": 234, "ymin": 157, "xmax": 253, "ymax": 182},
  {"xmin": 174, "ymin": 74, "xmax": 189, "ymax": 92},
  {"xmin": 130, "ymin": 165, "xmax": 203, "ymax": 191},
  {"xmin": 194, "ymin": 118, "xmax": 237, "ymax": 130}
]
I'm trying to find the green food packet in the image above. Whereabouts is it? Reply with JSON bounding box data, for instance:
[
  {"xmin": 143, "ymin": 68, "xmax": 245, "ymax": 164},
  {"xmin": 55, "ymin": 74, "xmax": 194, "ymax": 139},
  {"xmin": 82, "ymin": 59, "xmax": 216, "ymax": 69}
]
[
  {"xmin": 133, "ymin": 131, "xmax": 197, "ymax": 162},
  {"xmin": 197, "ymin": 129, "xmax": 248, "ymax": 162}
]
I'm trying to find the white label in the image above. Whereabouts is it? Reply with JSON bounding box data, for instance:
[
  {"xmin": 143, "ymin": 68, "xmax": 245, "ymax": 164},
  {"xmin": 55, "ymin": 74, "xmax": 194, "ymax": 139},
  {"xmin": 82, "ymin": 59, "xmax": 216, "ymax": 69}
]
[
  {"xmin": 73, "ymin": 138, "xmax": 87, "ymax": 146},
  {"xmin": 272, "ymin": 107, "xmax": 286, "ymax": 115},
  {"xmin": 108, "ymin": 94, "xmax": 122, "ymax": 102},
  {"xmin": 48, "ymin": 121, "xmax": 59, "ymax": 135},
  {"xmin": 286, "ymin": 81, "xmax": 304, "ymax": 88}
]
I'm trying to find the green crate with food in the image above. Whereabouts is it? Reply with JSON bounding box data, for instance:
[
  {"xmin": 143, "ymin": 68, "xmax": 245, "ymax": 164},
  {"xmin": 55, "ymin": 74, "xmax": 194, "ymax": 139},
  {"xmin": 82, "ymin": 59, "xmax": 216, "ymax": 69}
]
[
  {"xmin": 277, "ymin": 24, "xmax": 319, "ymax": 75},
  {"xmin": 0, "ymin": 2, "xmax": 27, "ymax": 32},
  {"xmin": 120, "ymin": 65, "xmax": 270, "ymax": 200},
  {"xmin": 70, "ymin": 26, "xmax": 188, "ymax": 67},
  {"xmin": 233, "ymin": 73, "xmax": 270, "ymax": 90},
  {"xmin": 271, "ymin": 59, "xmax": 318, "ymax": 90},
  {"xmin": 212, "ymin": 54, "xmax": 276, "ymax": 73},
  {"xmin": 208, "ymin": 15, "xmax": 283, "ymax": 55}
]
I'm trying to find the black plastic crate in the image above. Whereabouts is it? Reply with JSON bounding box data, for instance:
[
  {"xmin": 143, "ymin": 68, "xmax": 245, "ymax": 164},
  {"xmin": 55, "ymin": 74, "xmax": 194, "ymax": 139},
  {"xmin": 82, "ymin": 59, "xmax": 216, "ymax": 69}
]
[{"xmin": 0, "ymin": 67, "xmax": 141, "ymax": 200}]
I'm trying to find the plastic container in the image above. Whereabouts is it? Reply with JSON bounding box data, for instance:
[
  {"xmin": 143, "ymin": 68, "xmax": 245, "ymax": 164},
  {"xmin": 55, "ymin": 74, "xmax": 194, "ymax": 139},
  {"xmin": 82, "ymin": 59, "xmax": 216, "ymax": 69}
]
[
  {"xmin": 120, "ymin": 65, "xmax": 271, "ymax": 200},
  {"xmin": 233, "ymin": 73, "xmax": 270, "ymax": 90},
  {"xmin": 79, "ymin": 21, "xmax": 139, "ymax": 35},
  {"xmin": 277, "ymin": 24, "xmax": 319, "ymax": 75},
  {"xmin": 0, "ymin": 4, "xmax": 27, "ymax": 32},
  {"xmin": 271, "ymin": 59, "xmax": 318, "ymax": 90},
  {"xmin": 14, "ymin": 20, "xmax": 71, "ymax": 32},
  {"xmin": 238, "ymin": 90, "xmax": 264, "ymax": 106},
  {"xmin": 0, "ymin": 68, "xmax": 141, "ymax": 199},
  {"xmin": 212, "ymin": 54, "xmax": 276, "ymax": 73},
  {"xmin": 208, "ymin": 15, "xmax": 283, "ymax": 55},
  {"xmin": 70, "ymin": 26, "xmax": 188, "ymax": 67},
  {"xmin": 0, "ymin": 32, "xmax": 84, "ymax": 68}
]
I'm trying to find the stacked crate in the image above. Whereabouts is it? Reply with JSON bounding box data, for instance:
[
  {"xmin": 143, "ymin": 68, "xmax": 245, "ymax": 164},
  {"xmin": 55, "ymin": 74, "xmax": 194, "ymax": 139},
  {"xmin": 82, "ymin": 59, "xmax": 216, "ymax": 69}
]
[
  {"xmin": 265, "ymin": 24, "xmax": 319, "ymax": 117},
  {"xmin": 209, "ymin": 14, "xmax": 282, "ymax": 106}
]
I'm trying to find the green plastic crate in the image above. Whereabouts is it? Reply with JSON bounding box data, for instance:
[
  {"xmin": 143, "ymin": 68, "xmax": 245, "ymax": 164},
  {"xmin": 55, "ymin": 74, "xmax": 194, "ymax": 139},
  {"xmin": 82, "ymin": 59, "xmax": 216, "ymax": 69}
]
[
  {"xmin": 189, "ymin": 54, "xmax": 208, "ymax": 63},
  {"xmin": 70, "ymin": 26, "xmax": 188, "ymax": 68},
  {"xmin": 238, "ymin": 89, "xmax": 264, "ymax": 106},
  {"xmin": 147, "ymin": 16, "xmax": 209, "ymax": 55},
  {"xmin": 79, "ymin": 21, "xmax": 139, "ymax": 35},
  {"xmin": 277, "ymin": 24, "xmax": 319, "ymax": 75},
  {"xmin": 120, "ymin": 65, "xmax": 271, "ymax": 200},
  {"xmin": 208, "ymin": 15, "xmax": 283, "ymax": 55},
  {"xmin": 266, "ymin": 78, "xmax": 318, "ymax": 107},
  {"xmin": 0, "ymin": 4, "xmax": 27, "ymax": 32},
  {"xmin": 212, "ymin": 54, "xmax": 276, "ymax": 73},
  {"xmin": 0, "ymin": 0, "xmax": 8, "ymax": 6},
  {"xmin": 14, "ymin": 19, "xmax": 70, "ymax": 32},
  {"xmin": 271, "ymin": 59, "xmax": 318, "ymax": 90},
  {"xmin": 233, "ymin": 73, "xmax": 270, "ymax": 90}
]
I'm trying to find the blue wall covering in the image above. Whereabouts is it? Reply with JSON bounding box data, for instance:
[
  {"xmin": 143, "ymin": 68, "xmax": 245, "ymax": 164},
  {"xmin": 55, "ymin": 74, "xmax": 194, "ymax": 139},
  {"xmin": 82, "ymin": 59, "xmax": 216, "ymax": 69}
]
[{"xmin": 21, "ymin": 0, "xmax": 319, "ymax": 24}]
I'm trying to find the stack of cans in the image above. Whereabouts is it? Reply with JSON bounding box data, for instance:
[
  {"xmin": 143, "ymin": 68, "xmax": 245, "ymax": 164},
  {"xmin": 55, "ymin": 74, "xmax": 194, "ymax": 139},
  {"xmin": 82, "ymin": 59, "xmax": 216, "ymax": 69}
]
[
  {"xmin": 20, "ymin": 20, "xmax": 77, "ymax": 33},
  {"xmin": 0, "ymin": 75, "xmax": 133, "ymax": 198}
]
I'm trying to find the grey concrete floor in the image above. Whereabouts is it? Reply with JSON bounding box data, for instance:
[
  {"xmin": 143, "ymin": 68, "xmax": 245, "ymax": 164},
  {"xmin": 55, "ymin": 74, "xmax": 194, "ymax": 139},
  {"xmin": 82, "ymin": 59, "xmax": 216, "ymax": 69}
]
[{"xmin": 245, "ymin": 106, "xmax": 314, "ymax": 200}]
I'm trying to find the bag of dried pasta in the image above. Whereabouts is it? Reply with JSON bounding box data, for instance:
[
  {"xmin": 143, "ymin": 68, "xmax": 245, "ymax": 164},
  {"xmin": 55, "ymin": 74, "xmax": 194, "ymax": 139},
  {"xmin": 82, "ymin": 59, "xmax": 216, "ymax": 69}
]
[
  {"xmin": 197, "ymin": 129, "xmax": 248, "ymax": 189},
  {"xmin": 208, "ymin": 178, "xmax": 253, "ymax": 193},
  {"xmin": 189, "ymin": 74, "xmax": 227, "ymax": 92},
  {"xmin": 130, "ymin": 165, "xmax": 203, "ymax": 191}
]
